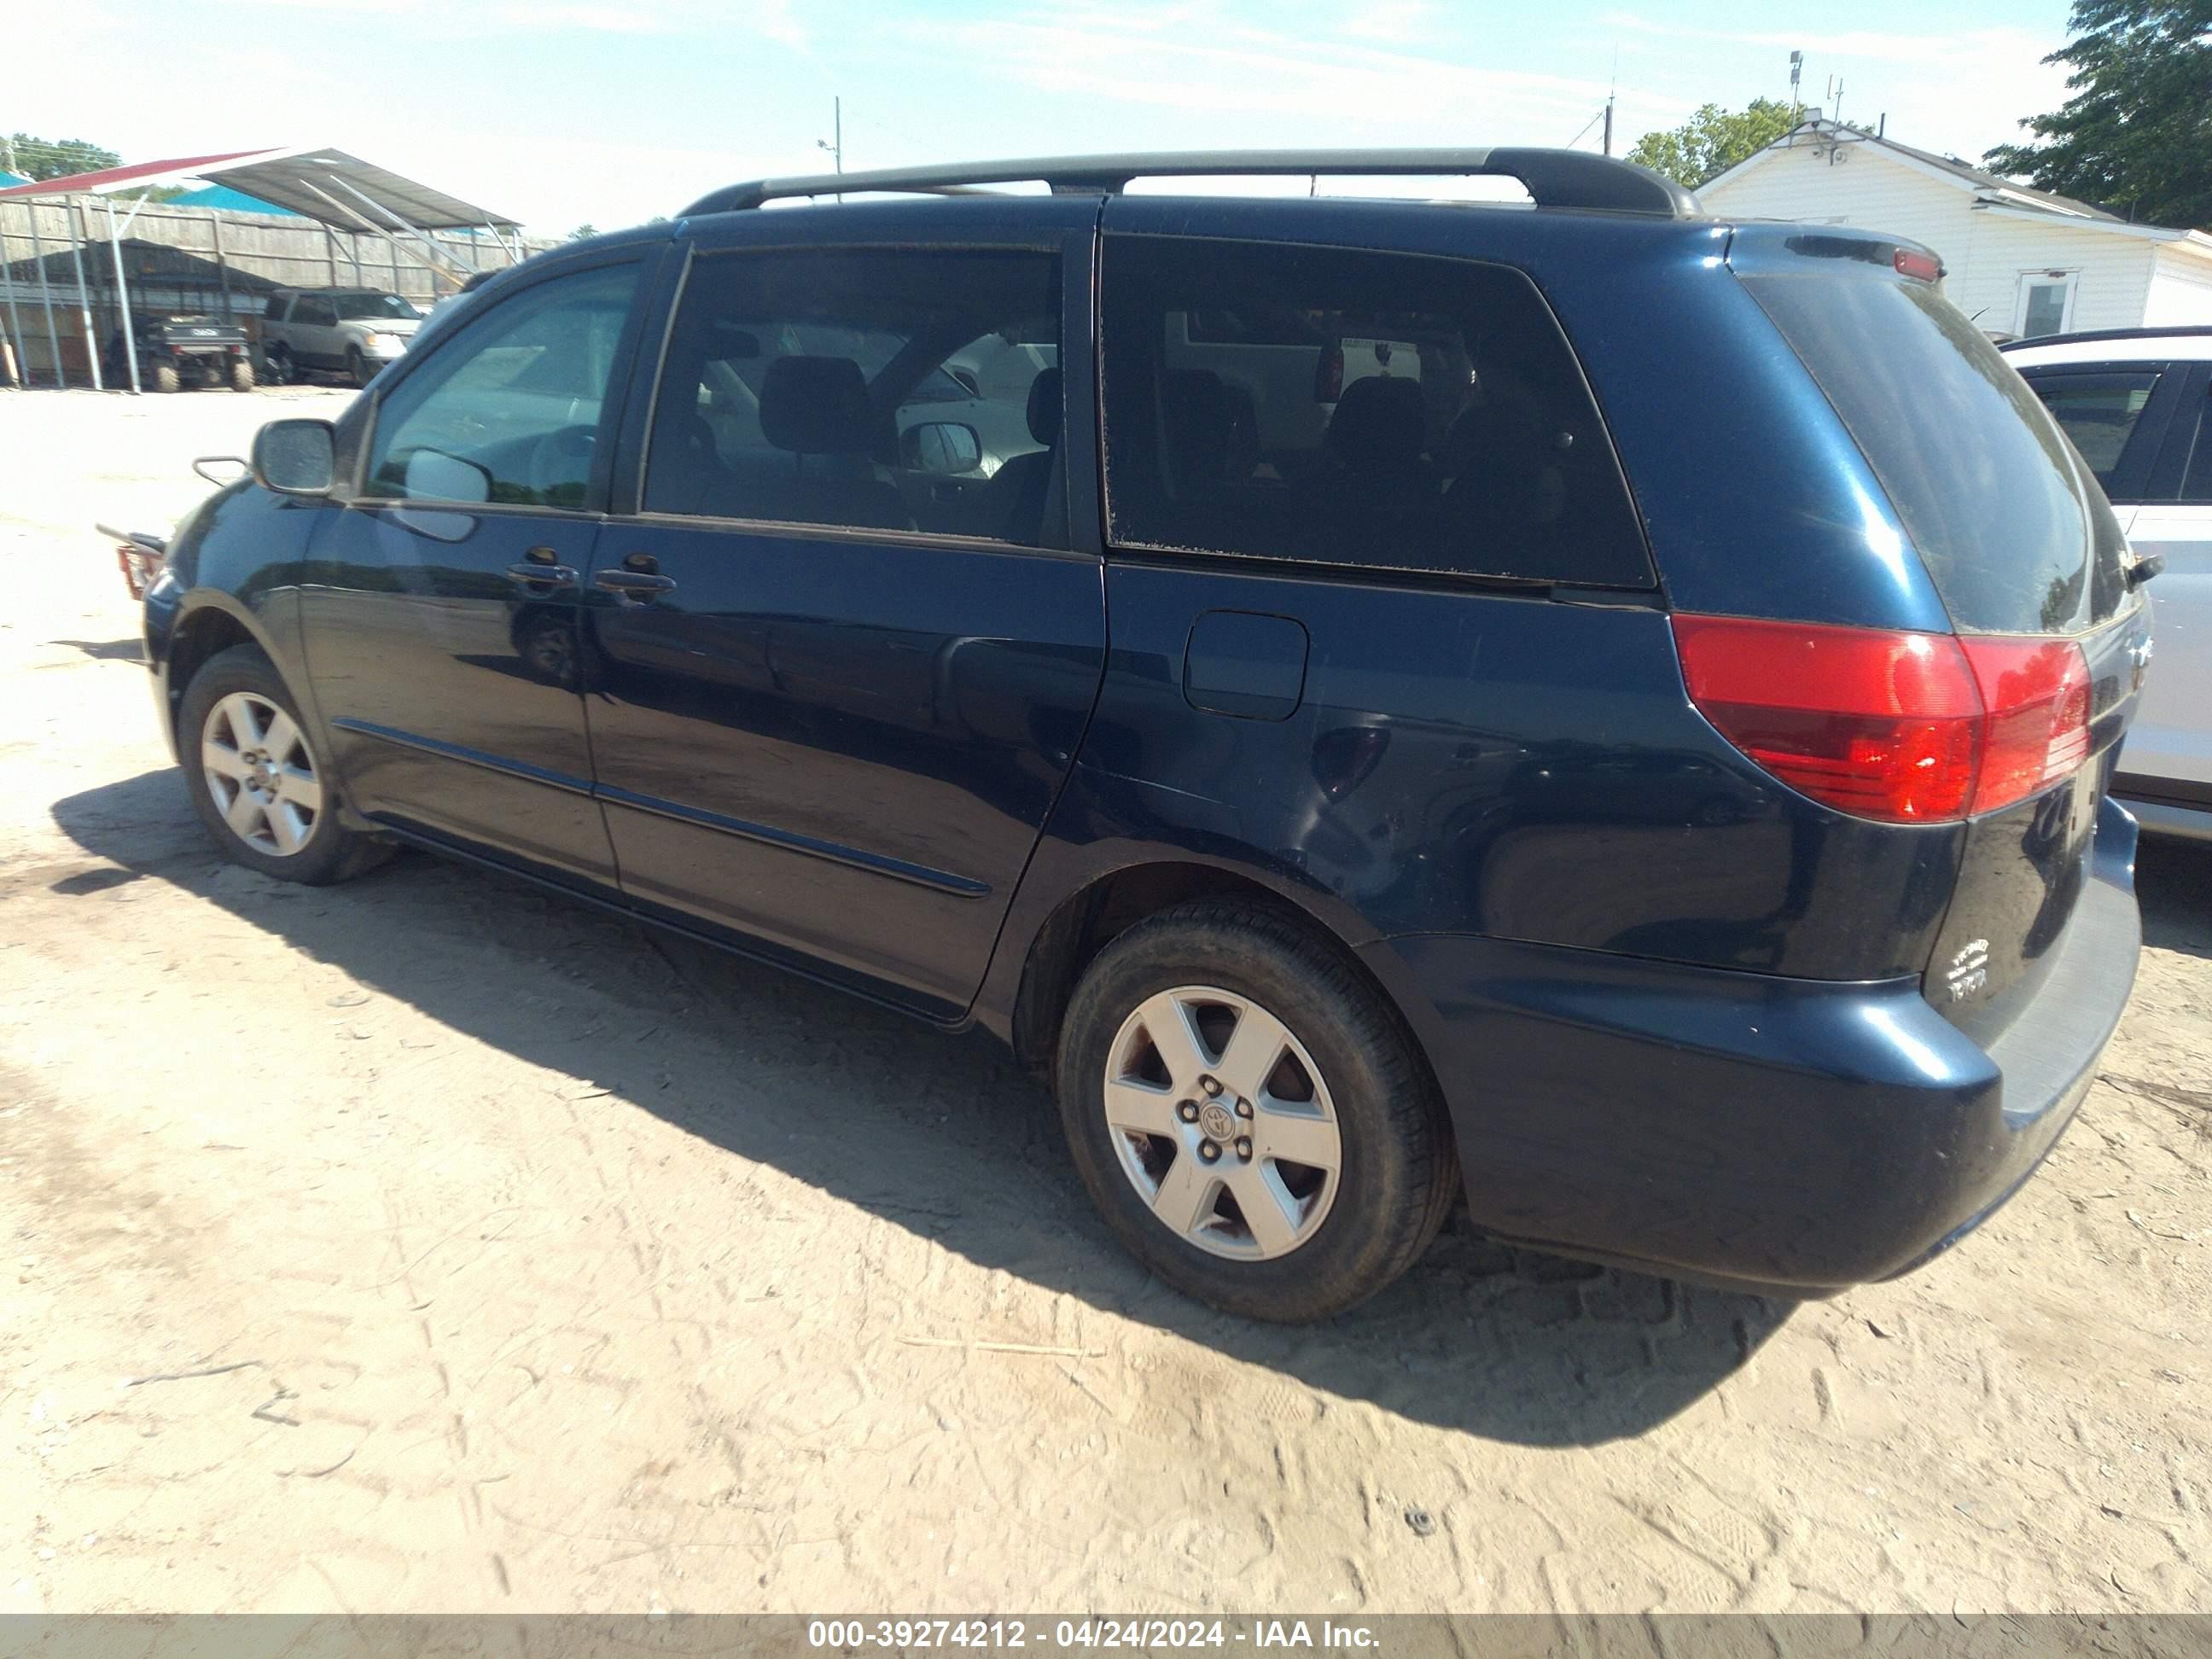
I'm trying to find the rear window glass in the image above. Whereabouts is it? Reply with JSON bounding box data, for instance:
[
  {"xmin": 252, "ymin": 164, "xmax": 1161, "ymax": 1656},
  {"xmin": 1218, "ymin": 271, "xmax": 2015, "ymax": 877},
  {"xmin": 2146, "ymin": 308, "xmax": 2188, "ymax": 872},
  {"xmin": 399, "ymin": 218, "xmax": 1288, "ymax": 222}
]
[
  {"xmin": 1742, "ymin": 272, "xmax": 2128, "ymax": 634},
  {"xmin": 1099, "ymin": 236, "xmax": 1654, "ymax": 587}
]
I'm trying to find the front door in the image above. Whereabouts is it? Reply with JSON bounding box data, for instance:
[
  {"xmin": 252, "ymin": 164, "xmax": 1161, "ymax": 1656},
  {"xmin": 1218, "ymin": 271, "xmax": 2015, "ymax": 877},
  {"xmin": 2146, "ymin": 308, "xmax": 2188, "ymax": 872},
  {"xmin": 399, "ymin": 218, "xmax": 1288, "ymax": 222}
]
[
  {"xmin": 300, "ymin": 255, "xmax": 650, "ymax": 887},
  {"xmin": 584, "ymin": 213, "xmax": 1104, "ymax": 1019}
]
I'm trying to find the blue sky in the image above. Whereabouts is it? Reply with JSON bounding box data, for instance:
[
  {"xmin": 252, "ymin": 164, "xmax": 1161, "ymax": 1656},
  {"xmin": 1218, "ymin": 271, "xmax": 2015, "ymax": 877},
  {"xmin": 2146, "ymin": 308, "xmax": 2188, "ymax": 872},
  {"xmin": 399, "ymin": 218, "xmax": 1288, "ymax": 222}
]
[{"xmin": 14, "ymin": 0, "xmax": 2077, "ymax": 235}]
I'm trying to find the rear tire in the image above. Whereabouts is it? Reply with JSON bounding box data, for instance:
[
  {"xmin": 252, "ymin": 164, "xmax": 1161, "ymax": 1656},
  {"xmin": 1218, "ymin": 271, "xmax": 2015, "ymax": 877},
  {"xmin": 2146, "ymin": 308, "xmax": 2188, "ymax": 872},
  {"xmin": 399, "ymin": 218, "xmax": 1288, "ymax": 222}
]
[
  {"xmin": 264, "ymin": 346, "xmax": 293, "ymax": 386},
  {"xmin": 152, "ymin": 361, "xmax": 180, "ymax": 394},
  {"xmin": 230, "ymin": 358, "xmax": 256, "ymax": 393},
  {"xmin": 1054, "ymin": 899, "xmax": 1457, "ymax": 1322},
  {"xmin": 179, "ymin": 644, "xmax": 392, "ymax": 886}
]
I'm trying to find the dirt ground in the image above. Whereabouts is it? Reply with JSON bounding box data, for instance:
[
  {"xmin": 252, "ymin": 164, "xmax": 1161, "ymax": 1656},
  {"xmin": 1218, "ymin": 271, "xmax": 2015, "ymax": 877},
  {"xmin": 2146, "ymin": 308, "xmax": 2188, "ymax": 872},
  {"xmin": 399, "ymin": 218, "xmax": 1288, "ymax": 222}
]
[{"xmin": 3, "ymin": 386, "xmax": 2209, "ymax": 1619}]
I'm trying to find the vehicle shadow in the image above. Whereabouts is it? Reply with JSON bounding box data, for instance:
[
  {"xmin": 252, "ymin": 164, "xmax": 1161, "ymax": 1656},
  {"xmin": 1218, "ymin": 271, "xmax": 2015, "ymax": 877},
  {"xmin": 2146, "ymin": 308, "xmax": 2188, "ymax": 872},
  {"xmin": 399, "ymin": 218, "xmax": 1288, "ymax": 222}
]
[
  {"xmin": 2137, "ymin": 834, "xmax": 2212, "ymax": 962},
  {"xmin": 54, "ymin": 768, "xmax": 1795, "ymax": 1447},
  {"xmin": 50, "ymin": 637, "xmax": 147, "ymax": 662}
]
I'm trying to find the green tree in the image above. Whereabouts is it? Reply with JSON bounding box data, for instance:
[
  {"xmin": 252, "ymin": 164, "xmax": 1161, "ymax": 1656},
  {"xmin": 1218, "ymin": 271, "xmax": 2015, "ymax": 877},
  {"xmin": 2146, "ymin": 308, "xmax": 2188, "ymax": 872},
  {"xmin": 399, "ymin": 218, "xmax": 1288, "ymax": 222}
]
[
  {"xmin": 568, "ymin": 223, "xmax": 599, "ymax": 241},
  {"xmin": 1984, "ymin": 0, "xmax": 2212, "ymax": 229},
  {"xmin": 1627, "ymin": 98, "xmax": 1800, "ymax": 188},
  {"xmin": 4, "ymin": 133, "xmax": 122, "ymax": 181}
]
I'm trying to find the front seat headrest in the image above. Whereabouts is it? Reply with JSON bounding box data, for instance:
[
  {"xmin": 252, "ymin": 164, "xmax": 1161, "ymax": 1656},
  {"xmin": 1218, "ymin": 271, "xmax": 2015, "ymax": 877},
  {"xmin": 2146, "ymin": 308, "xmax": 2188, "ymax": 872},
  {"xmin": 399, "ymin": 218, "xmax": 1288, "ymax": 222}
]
[
  {"xmin": 1161, "ymin": 369, "xmax": 1259, "ymax": 488},
  {"xmin": 1026, "ymin": 365, "xmax": 1062, "ymax": 447},
  {"xmin": 1327, "ymin": 375, "xmax": 1426, "ymax": 475},
  {"xmin": 760, "ymin": 355, "xmax": 872, "ymax": 455}
]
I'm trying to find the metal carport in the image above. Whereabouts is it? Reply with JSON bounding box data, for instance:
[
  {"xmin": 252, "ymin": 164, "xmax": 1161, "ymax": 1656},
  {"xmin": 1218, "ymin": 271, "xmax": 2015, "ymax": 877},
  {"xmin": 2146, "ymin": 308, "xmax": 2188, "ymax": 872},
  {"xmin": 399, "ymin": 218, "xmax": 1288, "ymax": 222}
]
[{"xmin": 0, "ymin": 147, "xmax": 521, "ymax": 393}]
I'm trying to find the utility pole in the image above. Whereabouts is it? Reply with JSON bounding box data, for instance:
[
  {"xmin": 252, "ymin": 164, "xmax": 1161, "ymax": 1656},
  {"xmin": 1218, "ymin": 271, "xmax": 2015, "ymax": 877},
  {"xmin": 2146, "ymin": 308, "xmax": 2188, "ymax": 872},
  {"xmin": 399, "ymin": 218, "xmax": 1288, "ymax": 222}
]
[{"xmin": 1603, "ymin": 51, "xmax": 1615, "ymax": 157}]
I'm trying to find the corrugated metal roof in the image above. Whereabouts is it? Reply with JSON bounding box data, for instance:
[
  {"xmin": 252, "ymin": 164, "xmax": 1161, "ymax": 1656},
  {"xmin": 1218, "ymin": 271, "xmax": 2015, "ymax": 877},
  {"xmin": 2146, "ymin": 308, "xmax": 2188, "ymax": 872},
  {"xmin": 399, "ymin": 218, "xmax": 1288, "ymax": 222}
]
[
  {"xmin": 213, "ymin": 148, "xmax": 519, "ymax": 230},
  {"xmin": 0, "ymin": 145, "xmax": 518, "ymax": 230}
]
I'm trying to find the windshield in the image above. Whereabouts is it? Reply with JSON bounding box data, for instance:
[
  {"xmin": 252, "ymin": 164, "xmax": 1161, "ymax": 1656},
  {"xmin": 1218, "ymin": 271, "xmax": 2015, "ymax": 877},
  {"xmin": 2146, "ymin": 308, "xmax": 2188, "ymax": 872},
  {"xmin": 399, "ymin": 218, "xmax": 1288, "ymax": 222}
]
[{"xmin": 333, "ymin": 293, "xmax": 423, "ymax": 321}]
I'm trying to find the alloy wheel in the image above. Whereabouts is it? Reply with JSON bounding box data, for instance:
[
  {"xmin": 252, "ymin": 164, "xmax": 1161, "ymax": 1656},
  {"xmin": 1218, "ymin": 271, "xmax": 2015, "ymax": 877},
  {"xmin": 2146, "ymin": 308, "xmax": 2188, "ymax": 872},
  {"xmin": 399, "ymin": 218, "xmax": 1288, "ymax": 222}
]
[
  {"xmin": 1101, "ymin": 985, "xmax": 1342, "ymax": 1260},
  {"xmin": 200, "ymin": 691, "xmax": 323, "ymax": 857}
]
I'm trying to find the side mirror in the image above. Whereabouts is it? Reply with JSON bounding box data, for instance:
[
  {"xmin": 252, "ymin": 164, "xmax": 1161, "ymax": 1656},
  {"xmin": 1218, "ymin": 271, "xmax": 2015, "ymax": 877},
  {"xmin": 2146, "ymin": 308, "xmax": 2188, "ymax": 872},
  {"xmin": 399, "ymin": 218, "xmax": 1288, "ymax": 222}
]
[
  {"xmin": 901, "ymin": 421, "xmax": 982, "ymax": 476},
  {"xmin": 403, "ymin": 446, "xmax": 492, "ymax": 504},
  {"xmin": 251, "ymin": 419, "xmax": 337, "ymax": 497}
]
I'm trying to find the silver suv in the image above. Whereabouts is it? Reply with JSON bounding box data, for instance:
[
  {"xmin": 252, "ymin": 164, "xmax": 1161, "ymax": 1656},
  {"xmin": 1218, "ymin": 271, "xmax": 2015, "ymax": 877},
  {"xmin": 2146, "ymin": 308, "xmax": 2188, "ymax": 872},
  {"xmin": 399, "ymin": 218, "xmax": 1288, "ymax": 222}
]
[{"xmin": 260, "ymin": 288, "xmax": 425, "ymax": 387}]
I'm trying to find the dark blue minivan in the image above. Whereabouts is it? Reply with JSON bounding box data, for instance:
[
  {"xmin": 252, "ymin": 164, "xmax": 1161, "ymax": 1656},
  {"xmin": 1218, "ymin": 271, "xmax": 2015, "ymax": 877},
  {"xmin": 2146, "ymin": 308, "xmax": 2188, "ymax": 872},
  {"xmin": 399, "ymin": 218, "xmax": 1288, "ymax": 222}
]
[{"xmin": 143, "ymin": 151, "xmax": 2151, "ymax": 1320}]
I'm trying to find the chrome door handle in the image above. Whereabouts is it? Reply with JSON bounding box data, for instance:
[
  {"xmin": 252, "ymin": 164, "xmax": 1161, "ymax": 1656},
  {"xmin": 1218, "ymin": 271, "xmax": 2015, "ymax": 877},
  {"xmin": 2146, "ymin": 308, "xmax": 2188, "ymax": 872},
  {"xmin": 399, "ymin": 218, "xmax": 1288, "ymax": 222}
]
[{"xmin": 594, "ymin": 569, "xmax": 678, "ymax": 602}]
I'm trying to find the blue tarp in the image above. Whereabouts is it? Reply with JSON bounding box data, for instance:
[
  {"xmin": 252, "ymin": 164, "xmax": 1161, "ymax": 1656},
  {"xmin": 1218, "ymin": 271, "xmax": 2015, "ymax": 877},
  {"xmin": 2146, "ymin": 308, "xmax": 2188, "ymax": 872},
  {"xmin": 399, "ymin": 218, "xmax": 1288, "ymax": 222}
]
[{"xmin": 167, "ymin": 184, "xmax": 302, "ymax": 217}]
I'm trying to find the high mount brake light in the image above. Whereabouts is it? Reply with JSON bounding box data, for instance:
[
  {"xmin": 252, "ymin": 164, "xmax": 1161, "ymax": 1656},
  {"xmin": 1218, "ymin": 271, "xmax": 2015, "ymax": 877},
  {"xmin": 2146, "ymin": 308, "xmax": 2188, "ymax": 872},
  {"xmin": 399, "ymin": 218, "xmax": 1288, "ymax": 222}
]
[
  {"xmin": 1671, "ymin": 615, "xmax": 2091, "ymax": 824},
  {"xmin": 1893, "ymin": 247, "xmax": 1942, "ymax": 282}
]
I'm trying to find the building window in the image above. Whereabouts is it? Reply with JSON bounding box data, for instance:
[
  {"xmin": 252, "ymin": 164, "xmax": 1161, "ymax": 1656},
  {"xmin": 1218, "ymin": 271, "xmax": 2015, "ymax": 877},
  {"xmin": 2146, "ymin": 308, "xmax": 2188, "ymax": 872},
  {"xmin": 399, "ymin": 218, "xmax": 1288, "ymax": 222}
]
[{"xmin": 2015, "ymin": 271, "xmax": 2079, "ymax": 340}]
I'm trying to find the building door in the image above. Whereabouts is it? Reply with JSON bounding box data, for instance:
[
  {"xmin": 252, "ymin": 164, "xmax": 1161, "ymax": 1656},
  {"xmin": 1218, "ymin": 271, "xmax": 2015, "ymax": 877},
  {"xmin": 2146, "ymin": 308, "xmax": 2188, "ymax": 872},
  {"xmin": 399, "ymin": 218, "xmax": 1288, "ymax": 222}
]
[{"xmin": 2015, "ymin": 270, "xmax": 2079, "ymax": 339}]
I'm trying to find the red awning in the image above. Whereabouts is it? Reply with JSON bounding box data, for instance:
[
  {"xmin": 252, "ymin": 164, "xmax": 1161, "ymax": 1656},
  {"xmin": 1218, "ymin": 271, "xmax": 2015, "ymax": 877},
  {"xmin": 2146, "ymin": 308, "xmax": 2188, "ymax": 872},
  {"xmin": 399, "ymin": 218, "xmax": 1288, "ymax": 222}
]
[{"xmin": 0, "ymin": 148, "xmax": 291, "ymax": 201}]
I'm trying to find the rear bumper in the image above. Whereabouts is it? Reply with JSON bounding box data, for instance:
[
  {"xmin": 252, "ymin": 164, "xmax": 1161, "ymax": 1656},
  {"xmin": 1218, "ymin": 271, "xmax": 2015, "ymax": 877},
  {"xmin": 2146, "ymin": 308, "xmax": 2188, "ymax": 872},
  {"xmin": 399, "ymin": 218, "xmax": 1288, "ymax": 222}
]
[{"xmin": 1363, "ymin": 798, "xmax": 2140, "ymax": 1294}]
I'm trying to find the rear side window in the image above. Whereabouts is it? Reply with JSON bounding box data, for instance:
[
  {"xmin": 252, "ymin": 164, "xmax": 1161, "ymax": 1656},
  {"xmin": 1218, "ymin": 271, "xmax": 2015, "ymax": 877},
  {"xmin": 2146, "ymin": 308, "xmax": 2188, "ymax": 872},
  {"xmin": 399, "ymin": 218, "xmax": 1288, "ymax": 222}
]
[
  {"xmin": 1098, "ymin": 236, "xmax": 1653, "ymax": 586},
  {"xmin": 2022, "ymin": 371, "xmax": 2157, "ymax": 492},
  {"xmin": 1742, "ymin": 272, "xmax": 2129, "ymax": 634},
  {"xmin": 265, "ymin": 294, "xmax": 290, "ymax": 321}
]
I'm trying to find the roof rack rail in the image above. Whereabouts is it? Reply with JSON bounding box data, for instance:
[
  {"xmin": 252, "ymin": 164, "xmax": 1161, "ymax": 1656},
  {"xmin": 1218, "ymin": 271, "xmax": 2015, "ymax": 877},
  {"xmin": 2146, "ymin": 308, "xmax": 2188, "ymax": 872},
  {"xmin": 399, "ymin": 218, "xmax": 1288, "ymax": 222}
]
[{"xmin": 680, "ymin": 148, "xmax": 1701, "ymax": 220}]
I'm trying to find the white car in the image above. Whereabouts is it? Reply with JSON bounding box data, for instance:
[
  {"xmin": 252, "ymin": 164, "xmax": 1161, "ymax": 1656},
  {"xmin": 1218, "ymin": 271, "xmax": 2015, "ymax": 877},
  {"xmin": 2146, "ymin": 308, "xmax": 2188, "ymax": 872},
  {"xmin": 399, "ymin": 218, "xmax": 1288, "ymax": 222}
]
[{"xmin": 2005, "ymin": 328, "xmax": 2212, "ymax": 841}]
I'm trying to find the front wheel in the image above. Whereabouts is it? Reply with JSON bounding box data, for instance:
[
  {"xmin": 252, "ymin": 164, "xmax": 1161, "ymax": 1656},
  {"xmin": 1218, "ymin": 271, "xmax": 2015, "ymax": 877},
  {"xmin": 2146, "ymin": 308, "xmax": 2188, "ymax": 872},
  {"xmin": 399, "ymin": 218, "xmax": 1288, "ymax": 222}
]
[
  {"xmin": 179, "ymin": 644, "xmax": 391, "ymax": 885},
  {"xmin": 347, "ymin": 346, "xmax": 373, "ymax": 388},
  {"xmin": 1054, "ymin": 900, "xmax": 1457, "ymax": 1322}
]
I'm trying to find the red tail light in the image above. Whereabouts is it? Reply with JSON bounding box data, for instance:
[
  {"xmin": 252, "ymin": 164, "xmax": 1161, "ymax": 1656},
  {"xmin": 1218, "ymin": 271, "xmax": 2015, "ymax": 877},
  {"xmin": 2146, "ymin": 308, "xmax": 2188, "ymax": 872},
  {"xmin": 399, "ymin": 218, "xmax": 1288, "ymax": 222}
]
[
  {"xmin": 1671, "ymin": 615, "xmax": 2092, "ymax": 824},
  {"xmin": 1960, "ymin": 636, "xmax": 2092, "ymax": 812}
]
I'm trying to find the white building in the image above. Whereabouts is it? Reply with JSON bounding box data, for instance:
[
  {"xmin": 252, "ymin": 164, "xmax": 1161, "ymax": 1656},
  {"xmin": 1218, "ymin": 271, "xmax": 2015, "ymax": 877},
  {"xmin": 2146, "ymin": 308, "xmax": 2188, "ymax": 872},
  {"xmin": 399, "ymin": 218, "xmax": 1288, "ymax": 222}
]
[{"xmin": 1700, "ymin": 119, "xmax": 2212, "ymax": 339}]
